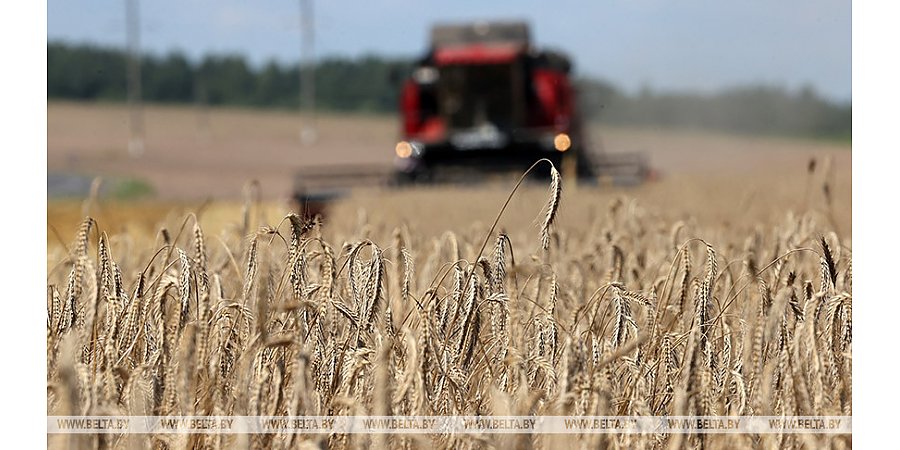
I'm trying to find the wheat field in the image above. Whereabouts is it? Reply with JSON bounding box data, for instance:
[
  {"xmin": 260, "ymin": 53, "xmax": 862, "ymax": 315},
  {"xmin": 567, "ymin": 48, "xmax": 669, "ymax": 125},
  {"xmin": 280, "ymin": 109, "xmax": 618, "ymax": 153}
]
[{"xmin": 46, "ymin": 155, "xmax": 850, "ymax": 449}]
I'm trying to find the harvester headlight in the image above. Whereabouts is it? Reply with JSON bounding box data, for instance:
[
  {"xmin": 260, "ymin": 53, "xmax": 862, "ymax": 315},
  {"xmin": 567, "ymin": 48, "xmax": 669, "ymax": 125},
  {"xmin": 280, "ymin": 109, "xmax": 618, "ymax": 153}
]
[
  {"xmin": 412, "ymin": 67, "xmax": 439, "ymax": 84},
  {"xmin": 553, "ymin": 133, "xmax": 571, "ymax": 152},
  {"xmin": 395, "ymin": 141, "xmax": 413, "ymax": 158}
]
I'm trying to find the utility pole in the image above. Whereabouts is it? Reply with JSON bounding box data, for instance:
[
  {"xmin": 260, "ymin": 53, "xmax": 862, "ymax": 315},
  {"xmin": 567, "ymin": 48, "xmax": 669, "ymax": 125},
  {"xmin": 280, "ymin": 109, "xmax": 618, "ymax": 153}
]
[
  {"xmin": 125, "ymin": 0, "xmax": 144, "ymax": 157},
  {"xmin": 299, "ymin": 0, "xmax": 317, "ymax": 145},
  {"xmin": 194, "ymin": 70, "xmax": 210, "ymax": 142}
]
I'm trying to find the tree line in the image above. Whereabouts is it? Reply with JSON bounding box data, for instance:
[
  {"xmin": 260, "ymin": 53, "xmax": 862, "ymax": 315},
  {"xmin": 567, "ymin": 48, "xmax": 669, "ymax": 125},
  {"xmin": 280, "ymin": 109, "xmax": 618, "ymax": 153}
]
[{"xmin": 48, "ymin": 42, "xmax": 850, "ymax": 139}]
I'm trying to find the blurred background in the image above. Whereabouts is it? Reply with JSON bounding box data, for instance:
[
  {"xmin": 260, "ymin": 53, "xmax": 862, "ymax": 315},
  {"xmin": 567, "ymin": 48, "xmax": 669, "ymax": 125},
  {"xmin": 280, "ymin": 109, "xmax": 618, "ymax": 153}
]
[{"xmin": 46, "ymin": 0, "xmax": 851, "ymax": 236}]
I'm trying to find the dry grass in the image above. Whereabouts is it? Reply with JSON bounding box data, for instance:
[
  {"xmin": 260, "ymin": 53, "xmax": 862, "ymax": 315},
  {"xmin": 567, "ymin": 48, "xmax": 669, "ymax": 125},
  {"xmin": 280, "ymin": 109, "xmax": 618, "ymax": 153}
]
[{"xmin": 47, "ymin": 158, "xmax": 850, "ymax": 449}]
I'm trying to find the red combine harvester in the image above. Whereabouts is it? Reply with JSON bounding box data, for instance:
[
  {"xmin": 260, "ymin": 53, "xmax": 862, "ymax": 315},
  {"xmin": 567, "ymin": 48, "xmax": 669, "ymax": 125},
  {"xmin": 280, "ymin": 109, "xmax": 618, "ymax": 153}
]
[
  {"xmin": 291, "ymin": 21, "xmax": 648, "ymax": 215},
  {"xmin": 393, "ymin": 21, "xmax": 595, "ymax": 182}
]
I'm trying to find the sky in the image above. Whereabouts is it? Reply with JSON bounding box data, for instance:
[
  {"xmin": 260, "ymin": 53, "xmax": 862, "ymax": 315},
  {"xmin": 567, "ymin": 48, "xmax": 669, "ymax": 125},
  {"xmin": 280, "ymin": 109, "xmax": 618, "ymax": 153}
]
[{"xmin": 47, "ymin": 0, "xmax": 851, "ymax": 102}]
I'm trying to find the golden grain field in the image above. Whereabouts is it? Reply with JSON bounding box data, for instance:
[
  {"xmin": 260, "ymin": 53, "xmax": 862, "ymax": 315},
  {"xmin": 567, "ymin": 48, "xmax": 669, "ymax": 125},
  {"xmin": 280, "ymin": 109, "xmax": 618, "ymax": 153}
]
[{"xmin": 47, "ymin": 151, "xmax": 850, "ymax": 449}]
